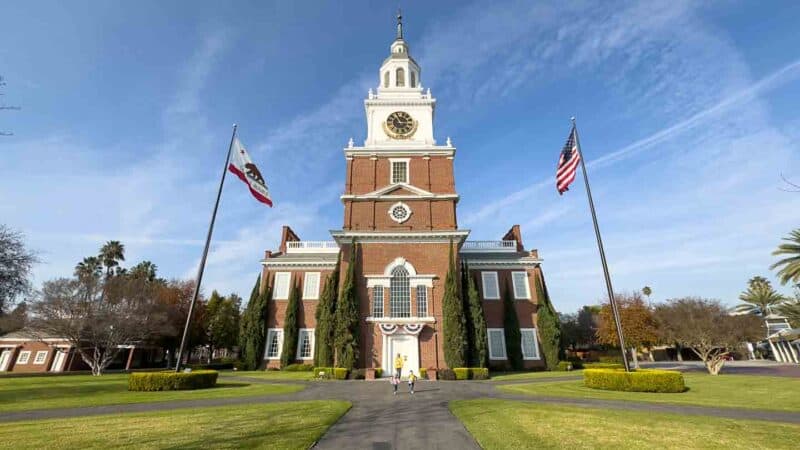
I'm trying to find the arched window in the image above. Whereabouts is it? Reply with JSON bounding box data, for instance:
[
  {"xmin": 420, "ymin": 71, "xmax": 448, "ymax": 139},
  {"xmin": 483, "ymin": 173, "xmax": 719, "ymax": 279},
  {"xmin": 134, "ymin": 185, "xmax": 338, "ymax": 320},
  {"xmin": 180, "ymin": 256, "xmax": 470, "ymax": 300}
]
[
  {"xmin": 390, "ymin": 266, "xmax": 411, "ymax": 317},
  {"xmin": 383, "ymin": 71, "xmax": 389, "ymax": 88},
  {"xmin": 410, "ymin": 71, "xmax": 416, "ymax": 88},
  {"xmin": 396, "ymin": 68, "xmax": 405, "ymax": 87}
]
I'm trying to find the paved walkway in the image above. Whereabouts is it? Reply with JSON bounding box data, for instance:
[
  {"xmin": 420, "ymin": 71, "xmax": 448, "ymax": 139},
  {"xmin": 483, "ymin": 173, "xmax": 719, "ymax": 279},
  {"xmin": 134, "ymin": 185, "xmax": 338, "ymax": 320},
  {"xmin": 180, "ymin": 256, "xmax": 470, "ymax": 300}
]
[{"xmin": 1, "ymin": 374, "xmax": 799, "ymax": 449}]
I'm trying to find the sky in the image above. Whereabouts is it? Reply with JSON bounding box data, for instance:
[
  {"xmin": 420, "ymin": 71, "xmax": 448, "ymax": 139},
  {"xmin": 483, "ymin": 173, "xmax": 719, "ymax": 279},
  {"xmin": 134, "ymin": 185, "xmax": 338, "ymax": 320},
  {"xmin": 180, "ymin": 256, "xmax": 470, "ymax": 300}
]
[{"xmin": 2, "ymin": 0, "xmax": 799, "ymax": 313}]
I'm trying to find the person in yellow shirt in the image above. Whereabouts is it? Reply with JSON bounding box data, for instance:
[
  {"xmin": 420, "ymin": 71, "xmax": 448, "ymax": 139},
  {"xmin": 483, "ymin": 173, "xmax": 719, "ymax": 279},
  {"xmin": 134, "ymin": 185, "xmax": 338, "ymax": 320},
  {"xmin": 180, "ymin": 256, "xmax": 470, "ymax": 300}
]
[
  {"xmin": 394, "ymin": 353, "xmax": 404, "ymax": 378},
  {"xmin": 407, "ymin": 370, "xmax": 417, "ymax": 394}
]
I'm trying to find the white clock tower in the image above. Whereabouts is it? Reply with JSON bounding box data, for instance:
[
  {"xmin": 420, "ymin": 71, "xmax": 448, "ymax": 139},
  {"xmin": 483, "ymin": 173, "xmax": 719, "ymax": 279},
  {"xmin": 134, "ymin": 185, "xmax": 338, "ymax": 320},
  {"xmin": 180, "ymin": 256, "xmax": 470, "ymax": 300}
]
[{"xmin": 364, "ymin": 11, "xmax": 437, "ymax": 147}]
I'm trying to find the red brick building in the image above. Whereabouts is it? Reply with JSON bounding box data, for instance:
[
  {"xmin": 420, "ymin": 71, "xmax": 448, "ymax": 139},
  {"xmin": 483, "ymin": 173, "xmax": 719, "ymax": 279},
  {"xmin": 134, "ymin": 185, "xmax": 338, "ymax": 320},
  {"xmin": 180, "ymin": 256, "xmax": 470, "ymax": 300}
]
[{"xmin": 261, "ymin": 19, "xmax": 549, "ymax": 375}]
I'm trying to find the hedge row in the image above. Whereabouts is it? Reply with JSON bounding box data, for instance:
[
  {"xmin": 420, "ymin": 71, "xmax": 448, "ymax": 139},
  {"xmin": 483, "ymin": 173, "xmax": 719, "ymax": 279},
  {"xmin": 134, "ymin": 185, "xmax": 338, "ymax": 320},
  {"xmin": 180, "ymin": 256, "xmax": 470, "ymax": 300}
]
[
  {"xmin": 128, "ymin": 370, "xmax": 219, "ymax": 391},
  {"xmin": 283, "ymin": 364, "xmax": 314, "ymax": 372},
  {"xmin": 452, "ymin": 368, "xmax": 490, "ymax": 380},
  {"xmin": 583, "ymin": 363, "xmax": 624, "ymax": 370},
  {"xmin": 583, "ymin": 369, "xmax": 685, "ymax": 393}
]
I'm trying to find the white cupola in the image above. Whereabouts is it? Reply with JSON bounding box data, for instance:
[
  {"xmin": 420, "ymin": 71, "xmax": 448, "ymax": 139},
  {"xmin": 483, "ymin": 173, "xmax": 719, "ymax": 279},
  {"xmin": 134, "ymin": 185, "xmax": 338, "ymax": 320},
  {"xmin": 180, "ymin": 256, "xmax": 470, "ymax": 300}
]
[{"xmin": 378, "ymin": 11, "xmax": 422, "ymax": 96}]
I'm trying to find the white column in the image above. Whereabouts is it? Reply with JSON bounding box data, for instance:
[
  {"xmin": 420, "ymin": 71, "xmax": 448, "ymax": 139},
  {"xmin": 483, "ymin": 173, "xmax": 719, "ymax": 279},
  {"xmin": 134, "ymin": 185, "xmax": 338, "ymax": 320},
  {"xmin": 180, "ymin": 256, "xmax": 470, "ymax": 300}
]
[
  {"xmin": 791, "ymin": 342, "xmax": 800, "ymax": 364},
  {"xmin": 783, "ymin": 341, "xmax": 798, "ymax": 364},
  {"xmin": 769, "ymin": 340, "xmax": 783, "ymax": 362},
  {"xmin": 777, "ymin": 341, "xmax": 790, "ymax": 363}
]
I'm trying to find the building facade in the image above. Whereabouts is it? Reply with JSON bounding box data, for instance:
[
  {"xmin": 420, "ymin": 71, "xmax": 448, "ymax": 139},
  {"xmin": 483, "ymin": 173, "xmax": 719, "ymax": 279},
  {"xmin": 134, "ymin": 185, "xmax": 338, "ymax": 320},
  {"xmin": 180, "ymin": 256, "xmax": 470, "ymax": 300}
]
[{"xmin": 261, "ymin": 19, "xmax": 549, "ymax": 375}]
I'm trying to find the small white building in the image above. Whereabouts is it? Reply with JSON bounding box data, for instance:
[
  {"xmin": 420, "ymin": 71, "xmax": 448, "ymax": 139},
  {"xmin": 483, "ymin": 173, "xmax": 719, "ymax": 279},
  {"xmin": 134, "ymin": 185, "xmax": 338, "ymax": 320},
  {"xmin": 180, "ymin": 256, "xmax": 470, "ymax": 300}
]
[{"xmin": 764, "ymin": 314, "xmax": 800, "ymax": 364}]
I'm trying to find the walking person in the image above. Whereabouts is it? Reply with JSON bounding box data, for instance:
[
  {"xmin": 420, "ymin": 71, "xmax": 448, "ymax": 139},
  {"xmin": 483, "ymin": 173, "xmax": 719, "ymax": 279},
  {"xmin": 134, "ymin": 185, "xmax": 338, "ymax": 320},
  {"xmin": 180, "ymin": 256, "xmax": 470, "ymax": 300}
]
[
  {"xmin": 390, "ymin": 375, "xmax": 400, "ymax": 395},
  {"xmin": 407, "ymin": 370, "xmax": 417, "ymax": 394},
  {"xmin": 394, "ymin": 353, "xmax": 404, "ymax": 378}
]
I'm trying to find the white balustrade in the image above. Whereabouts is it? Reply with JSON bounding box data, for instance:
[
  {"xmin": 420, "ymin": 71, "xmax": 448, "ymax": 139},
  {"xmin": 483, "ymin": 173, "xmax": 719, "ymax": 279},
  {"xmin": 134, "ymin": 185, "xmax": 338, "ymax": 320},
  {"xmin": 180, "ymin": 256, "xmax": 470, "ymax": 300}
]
[
  {"xmin": 461, "ymin": 240, "xmax": 517, "ymax": 252},
  {"xmin": 285, "ymin": 241, "xmax": 340, "ymax": 254}
]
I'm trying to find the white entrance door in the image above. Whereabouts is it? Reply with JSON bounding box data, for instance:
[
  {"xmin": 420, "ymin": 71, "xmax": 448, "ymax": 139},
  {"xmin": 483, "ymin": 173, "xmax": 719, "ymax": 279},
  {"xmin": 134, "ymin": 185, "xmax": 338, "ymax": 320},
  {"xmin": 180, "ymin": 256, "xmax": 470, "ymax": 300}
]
[
  {"xmin": 50, "ymin": 349, "xmax": 67, "ymax": 372},
  {"xmin": 383, "ymin": 334, "xmax": 419, "ymax": 378},
  {"xmin": 0, "ymin": 350, "xmax": 11, "ymax": 372}
]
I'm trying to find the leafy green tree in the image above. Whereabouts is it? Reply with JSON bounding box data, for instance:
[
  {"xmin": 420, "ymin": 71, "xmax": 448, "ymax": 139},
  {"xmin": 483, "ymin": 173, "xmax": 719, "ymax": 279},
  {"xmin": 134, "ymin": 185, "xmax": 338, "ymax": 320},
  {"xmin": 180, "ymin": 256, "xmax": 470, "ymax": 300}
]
[
  {"xmin": 737, "ymin": 276, "xmax": 785, "ymax": 316},
  {"xmin": 315, "ymin": 256, "xmax": 340, "ymax": 367},
  {"xmin": 280, "ymin": 281, "xmax": 301, "ymax": 368},
  {"xmin": 534, "ymin": 271, "xmax": 561, "ymax": 370},
  {"xmin": 442, "ymin": 241, "xmax": 467, "ymax": 368},
  {"xmin": 205, "ymin": 292, "xmax": 241, "ymax": 362},
  {"xmin": 771, "ymin": 229, "xmax": 800, "ymax": 286},
  {"xmin": 465, "ymin": 269, "xmax": 488, "ymax": 367},
  {"xmin": 502, "ymin": 279, "xmax": 523, "ymax": 370},
  {"xmin": 334, "ymin": 241, "xmax": 360, "ymax": 370},
  {"xmin": 239, "ymin": 274, "xmax": 271, "ymax": 371}
]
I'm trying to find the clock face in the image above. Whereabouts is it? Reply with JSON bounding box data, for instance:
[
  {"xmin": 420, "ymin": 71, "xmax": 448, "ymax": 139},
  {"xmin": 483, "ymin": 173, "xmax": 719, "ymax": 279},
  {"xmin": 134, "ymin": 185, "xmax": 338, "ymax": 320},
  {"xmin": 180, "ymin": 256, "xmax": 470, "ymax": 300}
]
[{"xmin": 385, "ymin": 111, "xmax": 416, "ymax": 137}]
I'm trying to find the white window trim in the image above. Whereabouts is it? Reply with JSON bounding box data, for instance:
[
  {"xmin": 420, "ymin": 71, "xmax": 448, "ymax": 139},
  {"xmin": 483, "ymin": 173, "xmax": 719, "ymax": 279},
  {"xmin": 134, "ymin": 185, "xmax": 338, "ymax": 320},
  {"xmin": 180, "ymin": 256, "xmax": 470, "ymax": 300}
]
[
  {"xmin": 16, "ymin": 351, "xmax": 31, "ymax": 364},
  {"xmin": 512, "ymin": 271, "xmax": 531, "ymax": 300},
  {"xmin": 264, "ymin": 328, "xmax": 283, "ymax": 360},
  {"xmin": 273, "ymin": 272, "xmax": 291, "ymax": 300},
  {"xmin": 296, "ymin": 328, "xmax": 315, "ymax": 360},
  {"xmin": 481, "ymin": 272, "xmax": 500, "ymax": 300},
  {"xmin": 33, "ymin": 351, "xmax": 48, "ymax": 365},
  {"xmin": 303, "ymin": 272, "xmax": 320, "ymax": 300},
  {"xmin": 487, "ymin": 328, "xmax": 507, "ymax": 360},
  {"xmin": 389, "ymin": 158, "xmax": 410, "ymax": 184},
  {"xmin": 388, "ymin": 202, "xmax": 412, "ymax": 224},
  {"xmin": 520, "ymin": 328, "xmax": 541, "ymax": 360}
]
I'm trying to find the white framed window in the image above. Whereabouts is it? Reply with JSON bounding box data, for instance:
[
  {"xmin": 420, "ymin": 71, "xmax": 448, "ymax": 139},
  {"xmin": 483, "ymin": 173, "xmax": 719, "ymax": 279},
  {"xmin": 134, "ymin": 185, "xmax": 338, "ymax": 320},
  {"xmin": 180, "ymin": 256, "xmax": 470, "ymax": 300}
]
[
  {"xmin": 521, "ymin": 328, "xmax": 540, "ymax": 360},
  {"xmin": 396, "ymin": 67, "xmax": 405, "ymax": 87},
  {"xmin": 388, "ymin": 202, "xmax": 412, "ymax": 224},
  {"xmin": 390, "ymin": 158, "xmax": 409, "ymax": 184},
  {"xmin": 481, "ymin": 272, "xmax": 500, "ymax": 300},
  {"xmin": 303, "ymin": 272, "xmax": 320, "ymax": 300},
  {"xmin": 416, "ymin": 286, "xmax": 428, "ymax": 316},
  {"xmin": 273, "ymin": 272, "xmax": 291, "ymax": 300},
  {"xmin": 264, "ymin": 329, "xmax": 283, "ymax": 359},
  {"xmin": 372, "ymin": 286, "xmax": 384, "ymax": 317},
  {"xmin": 512, "ymin": 272, "xmax": 531, "ymax": 300},
  {"xmin": 33, "ymin": 351, "xmax": 48, "ymax": 365},
  {"xmin": 296, "ymin": 329, "xmax": 315, "ymax": 360},
  {"xmin": 487, "ymin": 329, "xmax": 507, "ymax": 360},
  {"xmin": 390, "ymin": 266, "xmax": 411, "ymax": 318},
  {"xmin": 16, "ymin": 351, "xmax": 31, "ymax": 364}
]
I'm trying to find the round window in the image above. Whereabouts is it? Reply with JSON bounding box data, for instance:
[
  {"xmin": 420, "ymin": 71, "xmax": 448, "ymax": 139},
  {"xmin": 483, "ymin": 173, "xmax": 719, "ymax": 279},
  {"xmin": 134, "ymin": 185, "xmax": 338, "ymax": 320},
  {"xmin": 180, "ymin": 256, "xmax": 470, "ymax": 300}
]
[{"xmin": 388, "ymin": 202, "xmax": 411, "ymax": 223}]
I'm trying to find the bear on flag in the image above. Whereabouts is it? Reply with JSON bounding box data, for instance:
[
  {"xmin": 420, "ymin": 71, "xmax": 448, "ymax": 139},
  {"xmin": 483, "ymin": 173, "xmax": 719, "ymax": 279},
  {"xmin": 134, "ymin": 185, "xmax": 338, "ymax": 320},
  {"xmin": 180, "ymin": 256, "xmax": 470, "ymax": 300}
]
[{"xmin": 228, "ymin": 137, "xmax": 273, "ymax": 207}]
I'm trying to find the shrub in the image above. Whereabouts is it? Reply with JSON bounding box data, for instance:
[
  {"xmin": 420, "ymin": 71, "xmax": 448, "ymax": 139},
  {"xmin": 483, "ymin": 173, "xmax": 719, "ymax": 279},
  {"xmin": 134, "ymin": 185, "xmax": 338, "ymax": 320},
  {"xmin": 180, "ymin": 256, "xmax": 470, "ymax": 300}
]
[
  {"xmin": 375, "ymin": 368, "xmax": 383, "ymax": 378},
  {"xmin": 567, "ymin": 356, "xmax": 584, "ymax": 370},
  {"xmin": 470, "ymin": 367, "xmax": 489, "ymax": 380},
  {"xmin": 583, "ymin": 362, "xmax": 624, "ymax": 370},
  {"xmin": 598, "ymin": 355, "xmax": 623, "ymax": 364},
  {"xmin": 283, "ymin": 363, "xmax": 314, "ymax": 372},
  {"xmin": 438, "ymin": 369, "xmax": 456, "ymax": 380},
  {"xmin": 348, "ymin": 369, "xmax": 365, "ymax": 380},
  {"xmin": 313, "ymin": 367, "xmax": 334, "ymax": 379},
  {"xmin": 128, "ymin": 370, "xmax": 218, "ymax": 391},
  {"xmin": 333, "ymin": 368, "xmax": 348, "ymax": 380},
  {"xmin": 187, "ymin": 362, "xmax": 234, "ymax": 371},
  {"xmin": 453, "ymin": 368, "xmax": 469, "ymax": 380},
  {"xmin": 583, "ymin": 369, "xmax": 685, "ymax": 393},
  {"xmin": 420, "ymin": 368, "xmax": 427, "ymax": 379},
  {"xmin": 556, "ymin": 361, "xmax": 574, "ymax": 371}
]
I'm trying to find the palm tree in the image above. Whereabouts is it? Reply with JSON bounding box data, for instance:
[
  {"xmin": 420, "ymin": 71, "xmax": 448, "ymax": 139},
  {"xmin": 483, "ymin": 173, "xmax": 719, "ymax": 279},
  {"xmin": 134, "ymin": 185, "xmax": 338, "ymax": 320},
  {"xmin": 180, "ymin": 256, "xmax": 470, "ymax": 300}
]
[
  {"xmin": 642, "ymin": 286, "xmax": 652, "ymax": 301},
  {"xmin": 99, "ymin": 240, "xmax": 125, "ymax": 277},
  {"xmin": 74, "ymin": 256, "xmax": 102, "ymax": 281},
  {"xmin": 776, "ymin": 295, "xmax": 800, "ymax": 328},
  {"xmin": 737, "ymin": 277, "xmax": 785, "ymax": 317},
  {"xmin": 771, "ymin": 229, "xmax": 800, "ymax": 286},
  {"xmin": 129, "ymin": 261, "xmax": 158, "ymax": 282}
]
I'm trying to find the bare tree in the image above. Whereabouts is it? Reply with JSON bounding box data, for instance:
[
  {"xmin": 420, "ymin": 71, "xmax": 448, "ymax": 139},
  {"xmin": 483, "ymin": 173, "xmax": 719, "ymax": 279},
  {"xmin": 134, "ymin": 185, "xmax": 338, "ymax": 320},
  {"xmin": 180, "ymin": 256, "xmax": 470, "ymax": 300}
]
[
  {"xmin": 0, "ymin": 225, "xmax": 38, "ymax": 318},
  {"xmin": 654, "ymin": 297, "xmax": 763, "ymax": 375},
  {"xmin": 30, "ymin": 275, "xmax": 165, "ymax": 375},
  {"xmin": 0, "ymin": 76, "xmax": 21, "ymax": 136}
]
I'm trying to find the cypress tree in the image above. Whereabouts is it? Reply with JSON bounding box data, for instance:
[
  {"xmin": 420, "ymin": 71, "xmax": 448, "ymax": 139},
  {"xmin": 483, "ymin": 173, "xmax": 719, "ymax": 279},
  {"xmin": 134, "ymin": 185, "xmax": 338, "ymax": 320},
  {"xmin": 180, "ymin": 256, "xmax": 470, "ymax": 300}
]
[
  {"xmin": 280, "ymin": 281, "xmax": 301, "ymax": 368},
  {"xmin": 314, "ymin": 255, "xmax": 340, "ymax": 367},
  {"xmin": 534, "ymin": 270, "xmax": 561, "ymax": 371},
  {"xmin": 502, "ymin": 279, "xmax": 524, "ymax": 370},
  {"xmin": 442, "ymin": 240, "xmax": 467, "ymax": 368},
  {"xmin": 460, "ymin": 262, "xmax": 474, "ymax": 364},
  {"xmin": 466, "ymin": 271, "xmax": 488, "ymax": 368},
  {"xmin": 334, "ymin": 240, "xmax": 360, "ymax": 370},
  {"xmin": 239, "ymin": 274, "xmax": 271, "ymax": 370}
]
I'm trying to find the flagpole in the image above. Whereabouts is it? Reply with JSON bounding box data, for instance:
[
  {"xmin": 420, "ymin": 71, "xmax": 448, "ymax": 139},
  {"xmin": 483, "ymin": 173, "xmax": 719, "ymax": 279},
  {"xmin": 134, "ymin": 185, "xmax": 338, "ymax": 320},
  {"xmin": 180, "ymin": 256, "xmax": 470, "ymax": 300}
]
[
  {"xmin": 175, "ymin": 124, "xmax": 238, "ymax": 372},
  {"xmin": 571, "ymin": 117, "xmax": 631, "ymax": 372}
]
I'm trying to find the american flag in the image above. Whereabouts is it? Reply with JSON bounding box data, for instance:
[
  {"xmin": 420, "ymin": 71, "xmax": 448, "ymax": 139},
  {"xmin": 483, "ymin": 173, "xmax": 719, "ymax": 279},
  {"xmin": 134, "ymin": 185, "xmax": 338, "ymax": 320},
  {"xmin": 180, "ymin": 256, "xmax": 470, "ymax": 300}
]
[{"xmin": 556, "ymin": 126, "xmax": 581, "ymax": 195}]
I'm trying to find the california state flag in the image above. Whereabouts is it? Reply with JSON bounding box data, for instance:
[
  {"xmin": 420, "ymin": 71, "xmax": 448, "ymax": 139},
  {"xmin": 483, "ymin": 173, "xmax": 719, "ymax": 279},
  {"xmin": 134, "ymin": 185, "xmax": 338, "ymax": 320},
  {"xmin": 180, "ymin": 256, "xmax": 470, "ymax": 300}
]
[{"xmin": 228, "ymin": 138, "xmax": 273, "ymax": 207}]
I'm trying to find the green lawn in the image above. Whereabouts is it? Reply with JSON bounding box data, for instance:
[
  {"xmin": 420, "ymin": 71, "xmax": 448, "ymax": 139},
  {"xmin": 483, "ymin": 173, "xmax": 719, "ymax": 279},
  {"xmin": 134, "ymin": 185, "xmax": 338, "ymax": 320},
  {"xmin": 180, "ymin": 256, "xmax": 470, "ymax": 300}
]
[
  {"xmin": 223, "ymin": 370, "xmax": 316, "ymax": 381},
  {"xmin": 0, "ymin": 374, "xmax": 303, "ymax": 413},
  {"xmin": 490, "ymin": 371, "xmax": 582, "ymax": 382},
  {"xmin": 498, "ymin": 373, "xmax": 800, "ymax": 412},
  {"xmin": 0, "ymin": 401, "xmax": 350, "ymax": 449},
  {"xmin": 451, "ymin": 399, "xmax": 800, "ymax": 449}
]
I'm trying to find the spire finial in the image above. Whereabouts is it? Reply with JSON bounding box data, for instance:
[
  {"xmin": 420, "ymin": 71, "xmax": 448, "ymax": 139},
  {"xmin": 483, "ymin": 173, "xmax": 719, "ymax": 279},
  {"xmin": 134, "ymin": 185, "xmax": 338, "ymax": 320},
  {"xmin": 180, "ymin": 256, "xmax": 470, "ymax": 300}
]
[{"xmin": 396, "ymin": 9, "xmax": 403, "ymax": 39}]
